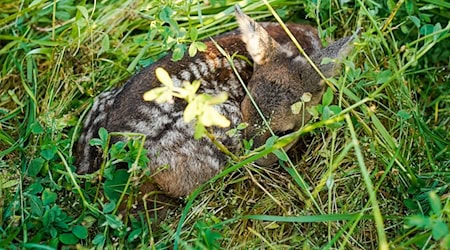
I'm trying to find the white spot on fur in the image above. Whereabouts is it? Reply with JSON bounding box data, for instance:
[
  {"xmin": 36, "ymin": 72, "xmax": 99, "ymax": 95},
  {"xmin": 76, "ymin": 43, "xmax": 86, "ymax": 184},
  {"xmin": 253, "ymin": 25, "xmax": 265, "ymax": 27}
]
[
  {"xmin": 133, "ymin": 120, "xmax": 154, "ymax": 136},
  {"xmin": 260, "ymin": 22, "xmax": 269, "ymax": 28},
  {"xmin": 189, "ymin": 63, "xmax": 201, "ymax": 79},
  {"xmin": 82, "ymin": 111, "xmax": 94, "ymax": 130},
  {"xmin": 92, "ymin": 113, "xmax": 106, "ymax": 126},
  {"xmin": 195, "ymin": 59, "xmax": 209, "ymax": 76},
  {"xmin": 307, "ymin": 30, "xmax": 321, "ymax": 49},
  {"xmin": 137, "ymin": 105, "xmax": 152, "ymax": 118},
  {"xmin": 232, "ymin": 59, "xmax": 243, "ymax": 71},
  {"xmin": 294, "ymin": 56, "xmax": 307, "ymax": 64},
  {"xmin": 280, "ymin": 44, "xmax": 294, "ymax": 57},
  {"xmin": 100, "ymin": 104, "xmax": 107, "ymax": 113},
  {"xmin": 206, "ymin": 57, "xmax": 220, "ymax": 72},
  {"xmin": 171, "ymin": 76, "xmax": 182, "ymax": 87},
  {"xmin": 159, "ymin": 102, "xmax": 176, "ymax": 113},
  {"xmin": 180, "ymin": 70, "xmax": 192, "ymax": 81}
]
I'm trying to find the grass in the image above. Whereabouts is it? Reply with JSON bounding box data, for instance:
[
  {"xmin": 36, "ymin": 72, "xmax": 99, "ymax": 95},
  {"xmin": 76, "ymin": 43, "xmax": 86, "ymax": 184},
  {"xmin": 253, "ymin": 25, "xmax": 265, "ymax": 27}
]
[{"xmin": 1, "ymin": 0, "xmax": 450, "ymax": 249}]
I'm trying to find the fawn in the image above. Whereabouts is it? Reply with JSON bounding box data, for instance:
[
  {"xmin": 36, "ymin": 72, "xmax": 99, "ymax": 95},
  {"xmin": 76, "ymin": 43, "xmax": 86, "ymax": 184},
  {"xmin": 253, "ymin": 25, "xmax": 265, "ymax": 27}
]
[{"xmin": 75, "ymin": 6, "xmax": 356, "ymax": 199}]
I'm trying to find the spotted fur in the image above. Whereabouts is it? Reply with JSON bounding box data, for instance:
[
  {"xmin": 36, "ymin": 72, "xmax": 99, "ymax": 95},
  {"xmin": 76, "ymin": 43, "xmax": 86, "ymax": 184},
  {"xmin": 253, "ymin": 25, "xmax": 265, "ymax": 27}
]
[{"xmin": 75, "ymin": 6, "xmax": 356, "ymax": 197}]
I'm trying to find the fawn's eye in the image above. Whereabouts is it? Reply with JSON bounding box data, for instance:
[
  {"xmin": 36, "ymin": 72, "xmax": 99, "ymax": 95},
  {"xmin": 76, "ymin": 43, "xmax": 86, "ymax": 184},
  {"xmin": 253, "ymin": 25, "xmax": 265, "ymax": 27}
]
[{"xmin": 276, "ymin": 129, "xmax": 295, "ymax": 137}]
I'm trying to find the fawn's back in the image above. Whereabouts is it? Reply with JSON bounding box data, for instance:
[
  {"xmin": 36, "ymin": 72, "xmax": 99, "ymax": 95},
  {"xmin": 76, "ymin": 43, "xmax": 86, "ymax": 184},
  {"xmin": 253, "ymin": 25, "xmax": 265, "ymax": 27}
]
[{"xmin": 75, "ymin": 7, "xmax": 355, "ymax": 197}]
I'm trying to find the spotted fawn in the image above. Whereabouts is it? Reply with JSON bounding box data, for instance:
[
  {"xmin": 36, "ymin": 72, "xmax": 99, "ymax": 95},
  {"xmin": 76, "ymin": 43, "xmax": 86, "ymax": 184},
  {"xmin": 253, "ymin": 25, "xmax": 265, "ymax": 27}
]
[{"xmin": 75, "ymin": 6, "xmax": 357, "ymax": 198}]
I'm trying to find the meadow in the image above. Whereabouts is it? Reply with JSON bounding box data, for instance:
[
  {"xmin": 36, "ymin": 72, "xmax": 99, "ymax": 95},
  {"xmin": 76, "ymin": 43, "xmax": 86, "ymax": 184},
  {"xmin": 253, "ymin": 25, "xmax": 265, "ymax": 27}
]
[{"xmin": 1, "ymin": 0, "xmax": 449, "ymax": 249}]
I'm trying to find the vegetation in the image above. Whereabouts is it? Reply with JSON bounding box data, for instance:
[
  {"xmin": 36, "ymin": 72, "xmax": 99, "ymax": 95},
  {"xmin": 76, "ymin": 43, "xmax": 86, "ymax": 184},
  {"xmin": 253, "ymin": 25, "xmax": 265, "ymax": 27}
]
[{"xmin": 1, "ymin": 0, "xmax": 449, "ymax": 249}]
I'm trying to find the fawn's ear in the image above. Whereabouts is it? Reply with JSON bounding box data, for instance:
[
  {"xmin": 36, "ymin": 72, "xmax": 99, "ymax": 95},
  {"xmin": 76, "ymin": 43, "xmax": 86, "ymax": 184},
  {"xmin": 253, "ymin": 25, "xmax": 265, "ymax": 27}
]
[
  {"xmin": 235, "ymin": 5, "xmax": 281, "ymax": 65},
  {"xmin": 313, "ymin": 29, "xmax": 360, "ymax": 77}
]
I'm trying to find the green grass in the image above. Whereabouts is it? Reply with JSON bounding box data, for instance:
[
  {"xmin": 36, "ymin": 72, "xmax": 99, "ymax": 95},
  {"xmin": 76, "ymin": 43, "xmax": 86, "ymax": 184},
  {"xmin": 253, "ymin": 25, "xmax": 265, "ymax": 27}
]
[{"xmin": 1, "ymin": 0, "xmax": 450, "ymax": 249}]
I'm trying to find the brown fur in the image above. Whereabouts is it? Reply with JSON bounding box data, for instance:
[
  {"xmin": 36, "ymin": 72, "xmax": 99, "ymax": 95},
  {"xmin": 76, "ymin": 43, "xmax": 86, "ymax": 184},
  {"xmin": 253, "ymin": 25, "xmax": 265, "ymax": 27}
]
[{"xmin": 75, "ymin": 7, "xmax": 356, "ymax": 207}]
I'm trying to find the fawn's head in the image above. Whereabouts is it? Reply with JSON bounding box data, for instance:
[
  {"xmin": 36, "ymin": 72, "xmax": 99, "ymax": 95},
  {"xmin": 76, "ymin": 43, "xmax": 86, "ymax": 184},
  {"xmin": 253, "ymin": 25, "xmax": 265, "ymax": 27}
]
[{"xmin": 235, "ymin": 6, "xmax": 357, "ymax": 166}]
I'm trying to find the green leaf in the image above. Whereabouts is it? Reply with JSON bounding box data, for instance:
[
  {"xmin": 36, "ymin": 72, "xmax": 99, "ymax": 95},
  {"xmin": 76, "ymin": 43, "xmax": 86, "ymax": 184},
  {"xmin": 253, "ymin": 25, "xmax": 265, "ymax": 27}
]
[
  {"xmin": 433, "ymin": 23, "xmax": 443, "ymax": 41},
  {"xmin": 29, "ymin": 194, "xmax": 43, "ymax": 217},
  {"xmin": 307, "ymin": 105, "xmax": 320, "ymax": 119},
  {"xmin": 109, "ymin": 141, "xmax": 127, "ymax": 160},
  {"xmin": 0, "ymin": 179, "xmax": 19, "ymax": 189},
  {"xmin": 158, "ymin": 6, "xmax": 174, "ymax": 23},
  {"xmin": 30, "ymin": 122, "xmax": 44, "ymax": 134},
  {"xmin": 405, "ymin": 214, "xmax": 431, "ymax": 228},
  {"xmin": 172, "ymin": 44, "xmax": 186, "ymax": 61},
  {"xmin": 99, "ymin": 35, "xmax": 110, "ymax": 55},
  {"xmin": 189, "ymin": 27, "xmax": 198, "ymax": 40},
  {"xmin": 404, "ymin": 199, "xmax": 419, "ymax": 210},
  {"xmin": 199, "ymin": 106, "xmax": 230, "ymax": 127},
  {"xmin": 89, "ymin": 138, "xmax": 103, "ymax": 146},
  {"xmin": 432, "ymin": 220, "xmax": 449, "ymax": 240},
  {"xmin": 405, "ymin": 0, "xmax": 415, "ymax": 15},
  {"xmin": 179, "ymin": 79, "xmax": 200, "ymax": 99},
  {"xmin": 226, "ymin": 128, "xmax": 238, "ymax": 137},
  {"xmin": 40, "ymin": 144, "xmax": 57, "ymax": 161},
  {"xmin": 290, "ymin": 101, "xmax": 303, "ymax": 114},
  {"xmin": 376, "ymin": 70, "xmax": 392, "ymax": 84},
  {"xmin": 42, "ymin": 207, "xmax": 51, "ymax": 227},
  {"xmin": 273, "ymin": 149, "xmax": 288, "ymax": 161},
  {"xmin": 227, "ymin": 122, "xmax": 248, "ymax": 136},
  {"xmin": 92, "ymin": 234, "xmax": 105, "ymax": 246},
  {"xmin": 397, "ymin": 109, "xmax": 412, "ymax": 120},
  {"xmin": 328, "ymin": 105, "xmax": 342, "ymax": 115},
  {"xmin": 265, "ymin": 136, "xmax": 278, "ymax": 149},
  {"xmin": 420, "ymin": 24, "xmax": 434, "ymax": 35},
  {"xmin": 104, "ymin": 214, "xmax": 123, "ymax": 229},
  {"xmin": 27, "ymin": 182, "xmax": 44, "ymax": 195},
  {"xmin": 72, "ymin": 225, "xmax": 88, "ymax": 239},
  {"xmin": 82, "ymin": 215, "xmax": 97, "ymax": 228},
  {"xmin": 42, "ymin": 188, "xmax": 57, "ymax": 205},
  {"xmin": 188, "ymin": 41, "xmax": 207, "ymax": 57},
  {"xmin": 194, "ymin": 122, "xmax": 206, "ymax": 139},
  {"xmin": 59, "ymin": 233, "xmax": 79, "ymax": 245},
  {"xmin": 441, "ymin": 234, "xmax": 450, "ymax": 249},
  {"xmin": 49, "ymin": 234, "xmax": 59, "ymax": 247},
  {"xmin": 76, "ymin": 6, "xmax": 89, "ymax": 21},
  {"xmin": 322, "ymin": 87, "xmax": 334, "ymax": 106},
  {"xmin": 98, "ymin": 127, "xmax": 108, "ymax": 143},
  {"xmin": 387, "ymin": 0, "xmax": 395, "ymax": 10},
  {"xmin": 184, "ymin": 93, "xmax": 230, "ymax": 128},
  {"xmin": 184, "ymin": 99, "xmax": 199, "ymax": 123},
  {"xmin": 55, "ymin": 10, "xmax": 70, "ymax": 21},
  {"xmin": 143, "ymin": 86, "xmax": 173, "ymax": 103},
  {"xmin": 155, "ymin": 67, "xmax": 174, "ymax": 88},
  {"xmin": 194, "ymin": 41, "xmax": 207, "ymax": 52},
  {"xmin": 103, "ymin": 201, "xmax": 116, "ymax": 214},
  {"xmin": 322, "ymin": 106, "xmax": 331, "ymax": 120},
  {"xmin": 409, "ymin": 16, "xmax": 421, "ymax": 28},
  {"xmin": 206, "ymin": 92, "xmax": 228, "ymax": 105},
  {"xmin": 189, "ymin": 43, "xmax": 198, "ymax": 57},
  {"xmin": 433, "ymin": 23, "xmax": 442, "ymax": 33},
  {"xmin": 243, "ymin": 139, "xmax": 253, "ymax": 151},
  {"xmin": 30, "ymin": 0, "xmax": 45, "ymax": 7},
  {"xmin": 128, "ymin": 228, "xmax": 142, "ymax": 242},
  {"xmin": 27, "ymin": 48, "xmax": 53, "ymax": 57},
  {"xmin": 237, "ymin": 123, "xmax": 248, "ymax": 130},
  {"xmin": 428, "ymin": 191, "xmax": 442, "ymax": 215},
  {"xmin": 267, "ymin": 222, "xmax": 281, "ymax": 229},
  {"xmin": 28, "ymin": 157, "xmax": 45, "ymax": 177},
  {"xmin": 104, "ymin": 169, "xmax": 129, "ymax": 202}
]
